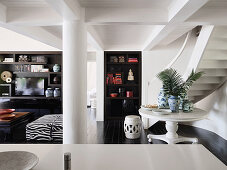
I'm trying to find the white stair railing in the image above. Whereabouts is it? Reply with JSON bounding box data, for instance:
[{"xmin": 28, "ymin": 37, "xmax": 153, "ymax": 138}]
[
  {"xmin": 145, "ymin": 31, "xmax": 191, "ymax": 104},
  {"xmin": 183, "ymin": 25, "xmax": 214, "ymax": 80}
]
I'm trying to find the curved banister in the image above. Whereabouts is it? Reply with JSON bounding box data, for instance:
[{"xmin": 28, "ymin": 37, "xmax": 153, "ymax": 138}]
[{"xmin": 145, "ymin": 31, "xmax": 191, "ymax": 104}]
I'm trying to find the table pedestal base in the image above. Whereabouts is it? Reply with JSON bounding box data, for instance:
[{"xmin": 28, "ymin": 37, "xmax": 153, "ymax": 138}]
[{"xmin": 147, "ymin": 121, "xmax": 198, "ymax": 144}]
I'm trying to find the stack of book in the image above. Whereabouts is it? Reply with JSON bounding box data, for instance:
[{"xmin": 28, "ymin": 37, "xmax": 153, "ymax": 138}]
[
  {"xmin": 128, "ymin": 58, "xmax": 138, "ymax": 63},
  {"xmin": 114, "ymin": 73, "xmax": 122, "ymax": 84}
]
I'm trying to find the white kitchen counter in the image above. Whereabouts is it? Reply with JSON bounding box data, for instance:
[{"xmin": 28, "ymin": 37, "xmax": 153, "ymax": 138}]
[{"xmin": 0, "ymin": 144, "xmax": 226, "ymax": 170}]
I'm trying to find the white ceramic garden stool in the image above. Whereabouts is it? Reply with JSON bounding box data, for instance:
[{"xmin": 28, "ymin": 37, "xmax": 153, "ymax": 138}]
[{"xmin": 124, "ymin": 115, "xmax": 142, "ymax": 139}]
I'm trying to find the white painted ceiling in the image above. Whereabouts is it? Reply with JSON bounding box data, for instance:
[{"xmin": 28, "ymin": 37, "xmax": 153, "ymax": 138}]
[
  {"xmin": 93, "ymin": 25, "xmax": 156, "ymax": 50},
  {"xmin": 42, "ymin": 26, "xmax": 62, "ymax": 39},
  {"xmin": 79, "ymin": 0, "xmax": 174, "ymax": 8},
  {"xmin": 0, "ymin": 0, "xmax": 47, "ymax": 7},
  {"xmin": 1, "ymin": 0, "xmax": 227, "ymax": 51}
]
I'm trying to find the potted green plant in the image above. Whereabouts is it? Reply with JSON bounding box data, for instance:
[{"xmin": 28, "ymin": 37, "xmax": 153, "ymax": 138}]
[{"xmin": 157, "ymin": 68, "xmax": 204, "ymax": 112}]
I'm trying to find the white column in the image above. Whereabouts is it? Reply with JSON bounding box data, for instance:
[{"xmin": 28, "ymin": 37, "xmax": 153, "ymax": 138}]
[
  {"xmin": 63, "ymin": 19, "xmax": 87, "ymax": 144},
  {"xmin": 96, "ymin": 51, "xmax": 104, "ymax": 121}
]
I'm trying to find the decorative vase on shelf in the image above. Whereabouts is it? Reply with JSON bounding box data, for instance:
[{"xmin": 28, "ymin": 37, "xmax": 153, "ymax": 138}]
[
  {"xmin": 122, "ymin": 99, "xmax": 135, "ymax": 115},
  {"xmin": 168, "ymin": 95, "xmax": 180, "ymax": 113},
  {"xmin": 158, "ymin": 88, "xmax": 169, "ymax": 109},
  {"xmin": 53, "ymin": 76, "xmax": 60, "ymax": 84},
  {"xmin": 53, "ymin": 64, "xmax": 60, "ymax": 72},
  {"xmin": 54, "ymin": 88, "xmax": 61, "ymax": 97},
  {"xmin": 183, "ymin": 100, "xmax": 194, "ymax": 112},
  {"xmin": 45, "ymin": 88, "xmax": 54, "ymax": 97}
]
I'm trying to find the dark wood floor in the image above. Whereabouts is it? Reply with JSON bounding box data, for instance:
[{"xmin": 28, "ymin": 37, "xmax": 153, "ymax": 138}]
[{"xmin": 87, "ymin": 108, "xmax": 227, "ymax": 165}]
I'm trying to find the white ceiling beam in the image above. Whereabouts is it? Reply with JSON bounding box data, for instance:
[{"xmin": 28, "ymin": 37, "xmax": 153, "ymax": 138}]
[
  {"xmin": 0, "ymin": 23, "xmax": 62, "ymax": 50},
  {"xmin": 143, "ymin": 0, "xmax": 209, "ymax": 50},
  {"xmin": 0, "ymin": 2, "xmax": 6, "ymax": 23},
  {"xmin": 159, "ymin": 25, "xmax": 194, "ymax": 46},
  {"xmin": 87, "ymin": 26, "xmax": 104, "ymax": 51},
  {"xmin": 85, "ymin": 8, "xmax": 168, "ymax": 25},
  {"xmin": 7, "ymin": 7, "xmax": 62, "ymax": 26},
  {"xmin": 45, "ymin": 0, "xmax": 81, "ymax": 20},
  {"xmin": 186, "ymin": 7, "xmax": 227, "ymax": 25}
]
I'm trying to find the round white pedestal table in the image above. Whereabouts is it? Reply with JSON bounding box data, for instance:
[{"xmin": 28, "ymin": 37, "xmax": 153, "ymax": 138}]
[{"xmin": 139, "ymin": 108, "xmax": 208, "ymax": 144}]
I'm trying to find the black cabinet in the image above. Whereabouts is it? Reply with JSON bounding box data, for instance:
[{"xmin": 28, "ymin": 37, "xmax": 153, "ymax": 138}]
[{"xmin": 104, "ymin": 51, "xmax": 141, "ymax": 120}]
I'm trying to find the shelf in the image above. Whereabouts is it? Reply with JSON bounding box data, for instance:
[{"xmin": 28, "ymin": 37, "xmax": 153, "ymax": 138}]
[
  {"xmin": 13, "ymin": 72, "xmax": 49, "ymax": 78},
  {"xmin": 106, "ymin": 97, "xmax": 139, "ymax": 100},
  {"xmin": 49, "ymin": 72, "xmax": 62, "ymax": 74},
  {"xmin": 13, "ymin": 72, "xmax": 62, "ymax": 77},
  {"xmin": 0, "ymin": 62, "xmax": 47, "ymax": 65},
  {"xmin": 0, "ymin": 96, "xmax": 61, "ymax": 100},
  {"xmin": 107, "ymin": 62, "xmax": 139, "ymax": 65},
  {"xmin": 107, "ymin": 84, "xmax": 139, "ymax": 87},
  {"xmin": 48, "ymin": 84, "xmax": 61, "ymax": 87}
]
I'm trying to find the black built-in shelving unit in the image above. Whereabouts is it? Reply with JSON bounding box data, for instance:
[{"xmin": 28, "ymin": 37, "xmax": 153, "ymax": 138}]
[{"xmin": 104, "ymin": 51, "xmax": 141, "ymax": 120}]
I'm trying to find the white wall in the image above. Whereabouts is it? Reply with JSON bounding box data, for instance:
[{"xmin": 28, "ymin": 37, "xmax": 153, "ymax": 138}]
[
  {"xmin": 187, "ymin": 82, "xmax": 227, "ymax": 140},
  {"xmin": 87, "ymin": 52, "xmax": 96, "ymax": 91},
  {"xmin": 96, "ymin": 51, "xmax": 104, "ymax": 121},
  {"xmin": 0, "ymin": 27, "xmax": 60, "ymax": 51},
  {"xmin": 87, "ymin": 62, "xmax": 96, "ymax": 91},
  {"xmin": 142, "ymin": 30, "xmax": 197, "ymax": 105}
]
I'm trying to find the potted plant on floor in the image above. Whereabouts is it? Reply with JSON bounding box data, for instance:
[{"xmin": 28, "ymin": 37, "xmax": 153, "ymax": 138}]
[{"xmin": 157, "ymin": 68, "xmax": 204, "ymax": 112}]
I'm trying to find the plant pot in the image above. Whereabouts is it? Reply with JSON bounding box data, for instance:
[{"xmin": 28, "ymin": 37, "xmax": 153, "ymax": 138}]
[
  {"xmin": 168, "ymin": 95, "xmax": 180, "ymax": 113},
  {"xmin": 158, "ymin": 88, "xmax": 169, "ymax": 109}
]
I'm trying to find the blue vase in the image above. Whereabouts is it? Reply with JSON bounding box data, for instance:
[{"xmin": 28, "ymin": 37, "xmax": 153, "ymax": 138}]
[
  {"xmin": 54, "ymin": 88, "xmax": 61, "ymax": 97},
  {"xmin": 168, "ymin": 95, "xmax": 180, "ymax": 113},
  {"xmin": 179, "ymin": 93, "xmax": 187, "ymax": 110},
  {"xmin": 183, "ymin": 100, "xmax": 194, "ymax": 112},
  {"xmin": 45, "ymin": 88, "xmax": 54, "ymax": 97},
  {"xmin": 158, "ymin": 88, "xmax": 169, "ymax": 109},
  {"xmin": 53, "ymin": 64, "xmax": 60, "ymax": 72}
]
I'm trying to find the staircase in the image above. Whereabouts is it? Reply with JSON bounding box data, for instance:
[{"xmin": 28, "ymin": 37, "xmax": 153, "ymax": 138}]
[{"xmin": 188, "ymin": 26, "xmax": 227, "ymax": 103}]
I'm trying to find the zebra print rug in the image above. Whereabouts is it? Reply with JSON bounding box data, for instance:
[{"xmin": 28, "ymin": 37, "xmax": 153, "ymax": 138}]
[{"xmin": 26, "ymin": 114, "xmax": 62, "ymax": 142}]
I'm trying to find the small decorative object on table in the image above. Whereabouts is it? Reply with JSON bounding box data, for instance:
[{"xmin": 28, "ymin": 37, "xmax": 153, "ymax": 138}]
[
  {"xmin": 53, "ymin": 64, "xmax": 61, "ymax": 72},
  {"xmin": 118, "ymin": 56, "xmax": 125, "ymax": 63},
  {"xmin": 183, "ymin": 99, "xmax": 194, "ymax": 112},
  {"xmin": 64, "ymin": 152, "xmax": 71, "ymax": 170},
  {"xmin": 168, "ymin": 95, "xmax": 180, "ymax": 112},
  {"xmin": 124, "ymin": 115, "xmax": 142, "ymax": 139},
  {"xmin": 45, "ymin": 88, "xmax": 54, "ymax": 97},
  {"xmin": 54, "ymin": 88, "xmax": 61, "ymax": 97},
  {"xmin": 179, "ymin": 92, "xmax": 187, "ymax": 110},
  {"xmin": 158, "ymin": 88, "xmax": 169, "ymax": 109},
  {"xmin": 157, "ymin": 68, "xmax": 204, "ymax": 113}
]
